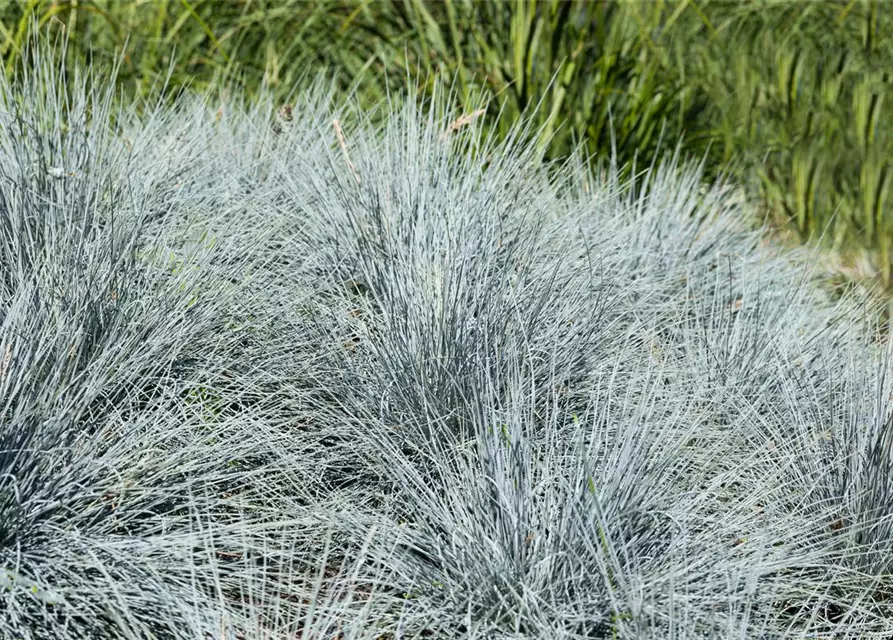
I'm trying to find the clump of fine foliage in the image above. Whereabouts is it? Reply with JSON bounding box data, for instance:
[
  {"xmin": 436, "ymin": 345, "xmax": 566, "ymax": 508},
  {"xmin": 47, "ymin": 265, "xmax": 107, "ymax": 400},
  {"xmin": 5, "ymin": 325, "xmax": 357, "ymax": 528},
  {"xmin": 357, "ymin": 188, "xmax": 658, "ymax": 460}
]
[{"xmin": 4, "ymin": 39, "xmax": 893, "ymax": 639}]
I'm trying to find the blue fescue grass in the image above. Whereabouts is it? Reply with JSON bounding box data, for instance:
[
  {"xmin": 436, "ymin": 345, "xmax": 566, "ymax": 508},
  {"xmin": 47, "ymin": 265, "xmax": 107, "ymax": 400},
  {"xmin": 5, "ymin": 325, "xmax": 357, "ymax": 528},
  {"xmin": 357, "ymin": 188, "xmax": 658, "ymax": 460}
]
[{"xmin": 3, "ymin": 36, "xmax": 893, "ymax": 639}]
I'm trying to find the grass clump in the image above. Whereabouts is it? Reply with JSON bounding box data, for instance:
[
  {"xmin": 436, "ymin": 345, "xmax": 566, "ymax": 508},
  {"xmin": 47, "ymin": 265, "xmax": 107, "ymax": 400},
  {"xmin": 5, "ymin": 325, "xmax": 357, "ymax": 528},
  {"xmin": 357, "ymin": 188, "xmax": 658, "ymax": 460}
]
[{"xmin": 5, "ymin": 35, "xmax": 893, "ymax": 639}]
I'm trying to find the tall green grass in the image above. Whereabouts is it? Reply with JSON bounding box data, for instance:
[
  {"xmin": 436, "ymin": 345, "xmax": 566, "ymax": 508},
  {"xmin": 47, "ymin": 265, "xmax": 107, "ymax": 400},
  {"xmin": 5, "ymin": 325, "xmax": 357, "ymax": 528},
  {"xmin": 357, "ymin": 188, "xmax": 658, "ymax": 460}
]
[
  {"xmin": 687, "ymin": 1, "xmax": 893, "ymax": 283},
  {"xmin": 3, "ymin": 1, "xmax": 892, "ymax": 286}
]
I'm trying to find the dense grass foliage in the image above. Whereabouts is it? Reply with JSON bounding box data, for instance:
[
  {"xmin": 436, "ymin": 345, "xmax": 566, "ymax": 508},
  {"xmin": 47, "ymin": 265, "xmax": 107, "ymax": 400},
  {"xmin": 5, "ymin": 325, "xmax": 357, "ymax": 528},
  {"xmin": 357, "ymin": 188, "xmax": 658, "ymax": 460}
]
[
  {"xmin": 2, "ymin": 1, "xmax": 893, "ymax": 289},
  {"xmin": 4, "ymin": 39, "xmax": 893, "ymax": 638},
  {"xmin": 686, "ymin": 2, "xmax": 893, "ymax": 285}
]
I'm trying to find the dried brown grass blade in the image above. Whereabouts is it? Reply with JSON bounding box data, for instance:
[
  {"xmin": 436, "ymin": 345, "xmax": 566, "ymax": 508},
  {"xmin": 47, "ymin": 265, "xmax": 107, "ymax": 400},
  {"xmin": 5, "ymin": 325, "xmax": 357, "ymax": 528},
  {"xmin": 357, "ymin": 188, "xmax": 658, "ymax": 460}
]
[
  {"xmin": 440, "ymin": 108, "xmax": 486, "ymax": 140},
  {"xmin": 333, "ymin": 119, "xmax": 361, "ymax": 186}
]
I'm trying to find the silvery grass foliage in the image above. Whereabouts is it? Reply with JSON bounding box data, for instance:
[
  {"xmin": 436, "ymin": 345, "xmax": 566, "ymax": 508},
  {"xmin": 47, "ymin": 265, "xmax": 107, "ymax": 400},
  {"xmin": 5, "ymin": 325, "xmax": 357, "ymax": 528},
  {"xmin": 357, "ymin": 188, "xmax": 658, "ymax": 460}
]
[{"xmin": 3, "ymin": 38, "xmax": 893, "ymax": 640}]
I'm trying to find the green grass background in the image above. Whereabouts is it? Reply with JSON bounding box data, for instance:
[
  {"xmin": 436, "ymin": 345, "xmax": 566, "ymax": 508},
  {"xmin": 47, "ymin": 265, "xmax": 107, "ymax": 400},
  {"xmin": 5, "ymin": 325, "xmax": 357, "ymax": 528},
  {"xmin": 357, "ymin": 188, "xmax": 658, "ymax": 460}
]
[{"xmin": 2, "ymin": 0, "xmax": 892, "ymax": 288}]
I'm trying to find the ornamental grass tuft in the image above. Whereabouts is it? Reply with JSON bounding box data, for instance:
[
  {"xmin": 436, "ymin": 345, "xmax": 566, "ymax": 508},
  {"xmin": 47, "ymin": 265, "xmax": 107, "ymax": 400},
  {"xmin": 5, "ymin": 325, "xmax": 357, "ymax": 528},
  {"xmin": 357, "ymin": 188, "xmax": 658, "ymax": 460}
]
[{"xmin": 2, "ymin": 35, "xmax": 893, "ymax": 639}]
